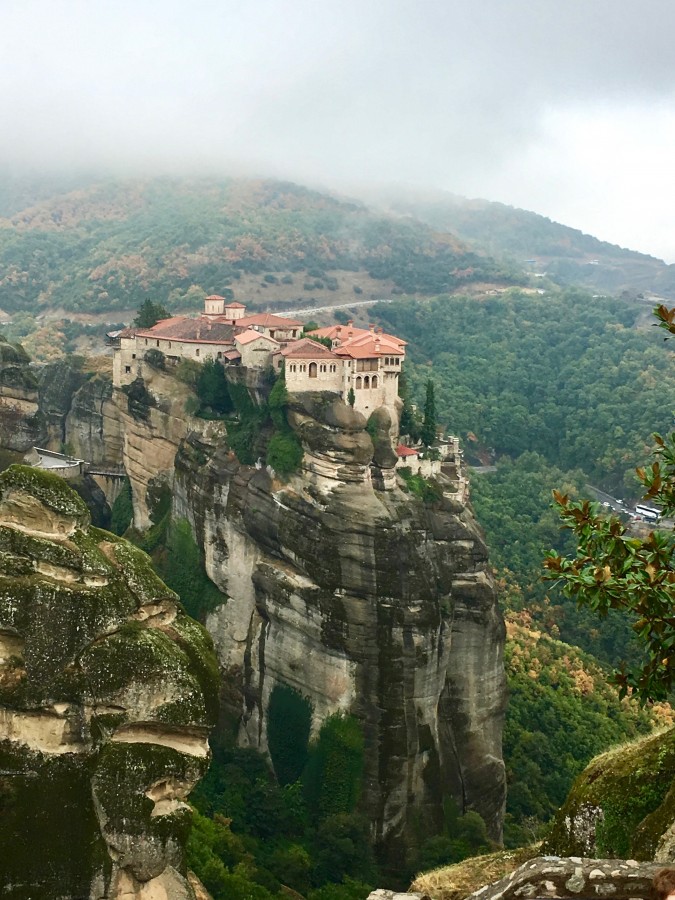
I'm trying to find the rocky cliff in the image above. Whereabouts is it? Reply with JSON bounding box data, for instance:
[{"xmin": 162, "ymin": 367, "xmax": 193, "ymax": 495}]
[
  {"xmin": 11, "ymin": 355, "xmax": 507, "ymax": 874},
  {"xmin": 0, "ymin": 335, "xmax": 45, "ymax": 452},
  {"xmin": 173, "ymin": 388, "xmax": 506, "ymax": 871},
  {"xmin": 0, "ymin": 465, "xmax": 219, "ymax": 899}
]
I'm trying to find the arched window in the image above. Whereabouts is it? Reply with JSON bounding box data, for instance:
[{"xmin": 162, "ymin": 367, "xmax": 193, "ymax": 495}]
[
  {"xmin": 309, "ymin": 362, "xmax": 318, "ymax": 378},
  {"xmin": 372, "ymin": 375, "xmax": 378, "ymax": 388},
  {"xmin": 355, "ymin": 376, "xmax": 362, "ymax": 389},
  {"xmin": 217, "ymin": 351, "xmax": 222, "ymax": 359},
  {"xmin": 196, "ymin": 349, "xmax": 200, "ymax": 357},
  {"xmin": 364, "ymin": 375, "xmax": 370, "ymax": 389}
]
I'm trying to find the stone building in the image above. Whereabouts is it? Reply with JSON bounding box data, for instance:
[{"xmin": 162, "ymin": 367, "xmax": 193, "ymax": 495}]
[{"xmin": 111, "ymin": 296, "xmax": 407, "ymax": 422}]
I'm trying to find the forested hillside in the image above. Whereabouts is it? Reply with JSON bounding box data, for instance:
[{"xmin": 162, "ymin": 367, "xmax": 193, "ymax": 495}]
[
  {"xmin": 0, "ymin": 176, "xmax": 522, "ymax": 315},
  {"xmin": 379, "ymin": 289, "xmax": 673, "ymax": 492},
  {"xmin": 377, "ymin": 289, "xmax": 674, "ymax": 843},
  {"xmin": 373, "ymin": 190, "xmax": 675, "ymax": 299}
]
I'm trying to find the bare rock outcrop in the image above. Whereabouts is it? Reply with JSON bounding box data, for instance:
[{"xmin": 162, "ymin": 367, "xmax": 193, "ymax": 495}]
[
  {"xmin": 464, "ymin": 856, "xmax": 661, "ymax": 900},
  {"xmin": 172, "ymin": 391, "xmax": 507, "ymax": 874},
  {"xmin": 0, "ymin": 335, "xmax": 46, "ymax": 452},
  {"xmin": 0, "ymin": 465, "xmax": 219, "ymax": 899}
]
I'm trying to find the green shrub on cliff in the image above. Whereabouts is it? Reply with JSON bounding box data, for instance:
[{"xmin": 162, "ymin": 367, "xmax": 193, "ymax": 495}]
[
  {"xmin": 154, "ymin": 518, "xmax": 225, "ymax": 621},
  {"xmin": 110, "ymin": 478, "xmax": 133, "ymax": 535},
  {"xmin": 268, "ymin": 684, "xmax": 313, "ymax": 786},
  {"xmin": 304, "ymin": 714, "xmax": 364, "ymax": 821},
  {"xmin": 266, "ymin": 431, "xmax": 303, "ymax": 478}
]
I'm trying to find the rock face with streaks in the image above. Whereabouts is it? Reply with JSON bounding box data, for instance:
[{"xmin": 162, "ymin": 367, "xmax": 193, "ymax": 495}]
[
  {"xmin": 0, "ymin": 465, "xmax": 219, "ymax": 900},
  {"xmin": 172, "ymin": 390, "xmax": 507, "ymax": 871},
  {"xmin": 0, "ymin": 336, "xmax": 46, "ymax": 452}
]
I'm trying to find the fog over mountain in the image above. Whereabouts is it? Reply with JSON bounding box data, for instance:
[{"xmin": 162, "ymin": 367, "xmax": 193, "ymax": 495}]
[{"xmin": 2, "ymin": 0, "xmax": 675, "ymax": 260}]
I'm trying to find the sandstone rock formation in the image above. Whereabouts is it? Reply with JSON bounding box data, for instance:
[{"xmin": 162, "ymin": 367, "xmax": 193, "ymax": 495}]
[
  {"xmin": 172, "ymin": 390, "xmax": 507, "ymax": 872},
  {"xmin": 0, "ymin": 465, "xmax": 219, "ymax": 899},
  {"xmin": 0, "ymin": 335, "xmax": 45, "ymax": 452}
]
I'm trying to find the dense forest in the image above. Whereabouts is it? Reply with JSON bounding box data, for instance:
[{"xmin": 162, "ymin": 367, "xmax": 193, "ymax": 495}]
[
  {"xmin": 379, "ymin": 289, "xmax": 674, "ymax": 493},
  {"xmin": 0, "ymin": 176, "xmax": 523, "ymax": 315}
]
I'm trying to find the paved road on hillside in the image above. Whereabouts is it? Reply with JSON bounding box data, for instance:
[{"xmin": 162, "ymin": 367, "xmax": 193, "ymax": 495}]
[{"xmin": 278, "ymin": 298, "xmax": 390, "ymax": 318}]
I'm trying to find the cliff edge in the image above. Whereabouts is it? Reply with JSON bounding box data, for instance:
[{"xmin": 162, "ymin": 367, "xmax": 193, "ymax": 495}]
[{"xmin": 0, "ymin": 465, "xmax": 219, "ymax": 899}]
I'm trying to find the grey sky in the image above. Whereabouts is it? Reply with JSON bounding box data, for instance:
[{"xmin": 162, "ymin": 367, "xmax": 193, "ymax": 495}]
[{"xmin": 2, "ymin": 0, "xmax": 675, "ymax": 259}]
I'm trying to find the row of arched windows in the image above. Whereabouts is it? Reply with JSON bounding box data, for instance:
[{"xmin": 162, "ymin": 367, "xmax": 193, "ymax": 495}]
[
  {"xmin": 354, "ymin": 375, "xmax": 378, "ymax": 389},
  {"xmin": 287, "ymin": 362, "xmax": 337, "ymax": 375}
]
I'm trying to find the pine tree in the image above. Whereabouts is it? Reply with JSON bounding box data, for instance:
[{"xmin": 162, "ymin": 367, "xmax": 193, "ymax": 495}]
[
  {"xmin": 133, "ymin": 299, "xmax": 170, "ymax": 329},
  {"xmin": 420, "ymin": 380, "xmax": 437, "ymax": 446}
]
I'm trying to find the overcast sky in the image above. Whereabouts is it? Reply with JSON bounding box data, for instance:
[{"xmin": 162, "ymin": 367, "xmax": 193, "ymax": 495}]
[{"xmin": 2, "ymin": 0, "xmax": 675, "ymax": 260}]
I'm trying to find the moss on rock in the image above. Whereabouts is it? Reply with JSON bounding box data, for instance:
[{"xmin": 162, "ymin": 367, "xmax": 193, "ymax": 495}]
[
  {"xmin": 0, "ymin": 464, "xmax": 89, "ymax": 522},
  {"xmin": 544, "ymin": 727, "xmax": 675, "ymax": 859}
]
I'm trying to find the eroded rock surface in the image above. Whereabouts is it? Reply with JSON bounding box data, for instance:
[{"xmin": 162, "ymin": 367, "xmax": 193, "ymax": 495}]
[
  {"xmin": 0, "ymin": 465, "xmax": 219, "ymax": 900},
  {"xmin": 464, "ymin": 856, "xmax": 661, "ymax": 900},
  {"xmin": 172, "ymin": 391, "xmax": 507, "ymax": 871},
  {"xmin": 0, "ymin": 335, "xmax": 46, "ymax": 452}
]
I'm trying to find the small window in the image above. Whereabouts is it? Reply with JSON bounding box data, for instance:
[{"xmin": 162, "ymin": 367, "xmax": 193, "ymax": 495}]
[
  {"xmin": 372, "ymin": 375, "xmax": 378, "ymax": 388},
  {"xmin": 125, "ymin": 365, "xmax": 131, "ymax": 374},
  {"xmin": 356, "ymin": 376, "xmax": 362, "ymax": 389},
  {"xmin": 309, "ymin": 362, "xmax": 317, "ymax": 378},
  {"xmin": 395, "ymin": 358, "xmax": 400, "ymax": 365},
  {"xmin": 145, "ymin": 339, "xmax": 148, "ymax": 346},
  {"xmin": 364, "ymin": 375, "xmax": 370, "ymax": 389},
  {"xmin": 156, "ymin": 340, "xmax": 160, "ymax": 347},
  {"xmin": 196, "ymin": 349, "xmax": 200, "ymax": 357},
  {"xmin": 132, "ymin": 353, "xmax": 136, "ymax": 359},
  {"xmin": 168, "ymin": 342, "xmax": 172, "ymax": 349}
]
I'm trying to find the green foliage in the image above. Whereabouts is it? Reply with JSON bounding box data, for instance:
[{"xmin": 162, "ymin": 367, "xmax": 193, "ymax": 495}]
[
  {"xmin": 378, "ymin": 290, "xmax": 674, "ymax": 492},
  {"xmin": 268, "ymin": 371, "xmax": 289, "ymax": 430},
  {"xmin": 347, "ymin": 387, "xmax": 355, "ymax": 408},
  {"xmin": 267, "ymin": 684, "xmax": 313, "ymax": 787},
  {"xmin": 154, "ymin": 518, "xmax": 225, "ymax": 621},
  {"xmin": 304, "ymin": 714, "xmax": 364, "ymax": 822},
  {"xmin": 266, "ymin": 431, "xmax": 303, "ymax": 478},
  {"xmin": 398, "ymin": 467, "xmax": 443, "ymax": 503},
  {"xmin": 420, "ymin": 379, "xmax": 437, "ymax": 446},
  {"xmin": 545, "ymin": 433, "xmax": 675, "ymax": 702},
  {"xmin": 414, "ymin": 809, "xmax": 492, "ymax": 873},
  {"xmin": 109, "ymin": 478, "xmax": 133, "ymax": 536},
  {"xmin": 503, "ymin": 617, "xmax": 657, "ymax": 825},
  {"xmin": 144, "ymin": 348, "xmax": 165, "ymax": 369},
  {"xmin": 176, "ymin": 357, "xmax": 201, "ymax": 388},
  {"xmin": 196, "ymin": 358, "xmax": 233, "ymax": 415},
  {"xmin": 310, "ymin": 814, "xmax": 377, "ymax": 888},
  {"xmin": 398, "ymin": 369, "xmax": 420, "ymax": 441},
  {"xmin": 307, "ymin": 876, "xmax": 373, "ymax": 900},
  {"xmin": 133, "ymin": 298, "xmax": 170, "ymax": 328}
]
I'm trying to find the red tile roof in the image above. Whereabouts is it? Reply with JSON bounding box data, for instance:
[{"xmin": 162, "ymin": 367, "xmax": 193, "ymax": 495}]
[
  {"xmin": 225, "ymin": 301, "xmax": 246, "ymax": 308},
  {"xmin": 281, "ymin": 338, "xmax": 338, "ymax": 359},
  {"xmin": 335, "ymin": 332, "xmax": 405, "ymax": 359},
  {"xmin": 135, "ymin": 316, "xmax": 235, "ymax": 344},
  {"xmin": 309, "ymin": 324, "xmax": 407, "ymax": 347},
  {"xmin": 396, "ymin": 445, "xmax": 419, "ymax": 457},
  {"xmin": 235, "ymin": 329, "xmax": 279, "ymax": 346},
  {"xmin": 205, "ymin": 294, "xmax": 225, "ymax": 300}
]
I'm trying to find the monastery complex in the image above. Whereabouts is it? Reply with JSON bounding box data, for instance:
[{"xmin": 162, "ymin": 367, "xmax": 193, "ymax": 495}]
[{"xmin": 112, "ymin": 294, "xmax": 407, "ymax": 418}]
